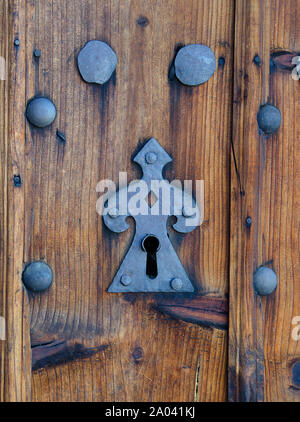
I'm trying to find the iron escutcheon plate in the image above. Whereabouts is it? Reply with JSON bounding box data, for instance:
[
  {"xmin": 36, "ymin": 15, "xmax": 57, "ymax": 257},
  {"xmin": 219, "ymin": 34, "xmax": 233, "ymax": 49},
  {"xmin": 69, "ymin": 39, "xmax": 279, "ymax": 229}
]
[{"xmin": 102, "ymin": 138, "xmax": 202, "ymax": 293}]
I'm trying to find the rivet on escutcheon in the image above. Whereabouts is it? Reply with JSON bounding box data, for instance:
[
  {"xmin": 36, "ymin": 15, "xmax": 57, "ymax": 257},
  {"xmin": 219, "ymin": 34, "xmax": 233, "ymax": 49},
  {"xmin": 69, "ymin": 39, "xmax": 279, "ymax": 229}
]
[
  {"xmin": 253, "ymin": 266, "xmax": 277, "ymax": 296},
  {"xmin": 174, "ymin": 44, "xmax": 216, "ymax": 86},
  {"xmin": 77, "ymin": 40, "xmax": 117, "ymax": 85},
  {"xmin": 26, "ymin": 97, "xmax": 57, "ymax": 128},
  {"xmin": 120, "ymin": 274, "xmax": 132, "ymax": 286},
  {"xmin": 170, "ymin": 278, "xmax": 183, "ymax": 291},
  {"xmin": 145, "ymin": 152, "xmax": 157, "ymax": 164},
  {"xmin": 257, "ymin": 104, "xmax": 281, "ymax": 135},
  {"xmin": 22, "ymin": 261, "xmax": 53, "ymax": 292}
]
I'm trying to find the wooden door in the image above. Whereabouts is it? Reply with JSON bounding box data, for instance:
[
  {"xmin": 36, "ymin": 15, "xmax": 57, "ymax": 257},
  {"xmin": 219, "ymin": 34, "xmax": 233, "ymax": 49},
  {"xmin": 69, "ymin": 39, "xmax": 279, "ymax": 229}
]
[{"xmin": 0, "ymin": 0, "xmax": 299, "ymax": 402}]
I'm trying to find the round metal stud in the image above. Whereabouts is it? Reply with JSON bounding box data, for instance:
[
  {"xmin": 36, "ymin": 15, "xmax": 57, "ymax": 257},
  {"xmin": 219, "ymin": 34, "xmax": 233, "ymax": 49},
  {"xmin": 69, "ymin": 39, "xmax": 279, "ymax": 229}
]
[
  {"xmin": 26, "ymin": 97, "xmax": 56, "ymax": 128},
  {"xmin": 257, "ymin": 104, "xmax": 281, "ymax": 135},
  {"xmin": 170, "ymin": 278, "xmax": 183, "ymax": 291},
  {"xmin": 22, "ymin": 261, "xmax": 53, "ymax": 292},
  {"xmin": 77, "ymin": 40, "xmax": 117, "ymax": 85},
  {"xmin": 108, "ymin": 208, "xmax": 119, "ymax": 218},
  {"xmin": 145, "ymin": 151, "xmax": 157, "ymax": 164},
  {"xmin": 174, "ymin": 44, "xmax": 216, "ymax": 86},
  {"xmin": 253, "ymin": 266, "xmax": 277, "ymax": 296},
  {"xmin": 120, "ymin": 274, "xmax": 132, "ymax": 286}
]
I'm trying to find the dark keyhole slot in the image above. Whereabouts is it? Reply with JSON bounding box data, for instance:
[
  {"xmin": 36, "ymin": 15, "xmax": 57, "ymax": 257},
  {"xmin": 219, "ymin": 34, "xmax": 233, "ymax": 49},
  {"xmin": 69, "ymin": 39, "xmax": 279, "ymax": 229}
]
[{"xmin": 142, "ymin": 235, "xmax": 160, "ymax": 279}]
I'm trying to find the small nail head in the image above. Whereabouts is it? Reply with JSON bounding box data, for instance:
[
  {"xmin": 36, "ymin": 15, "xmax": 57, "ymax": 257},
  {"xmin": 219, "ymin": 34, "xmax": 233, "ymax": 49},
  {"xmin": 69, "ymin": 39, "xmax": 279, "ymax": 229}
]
[
  {"xmin": 171, "ymin": 278, "xmax": 183, "ymax": 291},
  {"xmin": 108, "ymin": 208, "xmax": 119, "ymax": 218},
  {"xmin": 14, "ymin": 39, "xmax": 20, "ymax": 46},
  {"xmin": 253, "ymin": 266, "xmax": 277, "ymax": 296},
  {"xmin": 245, "ymin": 216, "xmax": 252, "ymax": 227},
  {"xmin": 145, "ymin": 151, "xmax": 157, "ymax": 164},
  {"xmin": 253, "ymin": 54, "xmax": 262, "ymax": 66},
  {"xmin": 33, "ymin": 49, "xmax": 41, "ymax": 58},
  {"xmin": 22, "ymin": 261, "xmax": 53, "ymax": 292},
  {"xmin": 121, "ymin": 274, "xmax": 132, "ymax": 286},
  {"xmin": 13, "ymin": 175, "xmax": 22, "ymax": 187}
]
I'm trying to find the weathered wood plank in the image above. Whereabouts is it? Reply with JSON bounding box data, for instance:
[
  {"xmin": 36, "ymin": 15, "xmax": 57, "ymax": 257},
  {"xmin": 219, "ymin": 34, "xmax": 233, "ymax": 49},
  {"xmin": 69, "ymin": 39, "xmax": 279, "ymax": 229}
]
[
  {"xmin": 229, "ymin": 0, "xmax": 300, "ymax": 402},
  {"xmin": 0, "ymin": 0, "xmax": 8, "ymax": 402},
  {"xmin": 0, "ymin": 0, "xmax": 32, "ymax": 402},
  {"xmin": 19, "ymin": 0, "xmax": 234, "ymax": 401}
]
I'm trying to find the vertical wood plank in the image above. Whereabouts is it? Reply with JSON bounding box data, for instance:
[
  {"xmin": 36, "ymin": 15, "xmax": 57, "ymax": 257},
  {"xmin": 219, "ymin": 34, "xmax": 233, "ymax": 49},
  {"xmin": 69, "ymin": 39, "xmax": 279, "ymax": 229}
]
[
  {"xmin": 0, "ymin": 0, "xmax": 8, "ymax": 402},
  {"xmin": 229, "ymin": 0, "xmax": 300, "ymax": 402},
  {"xmin": 0, "ymin": 0, "xmax": 32, "ymax": 401}
]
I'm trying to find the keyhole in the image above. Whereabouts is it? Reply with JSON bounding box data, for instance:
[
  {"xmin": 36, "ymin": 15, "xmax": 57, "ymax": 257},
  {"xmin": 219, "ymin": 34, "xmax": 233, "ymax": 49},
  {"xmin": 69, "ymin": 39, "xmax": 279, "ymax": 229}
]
[{"xmin": 142, "ymin": 235, "xmax": 160, "ymax": 279}]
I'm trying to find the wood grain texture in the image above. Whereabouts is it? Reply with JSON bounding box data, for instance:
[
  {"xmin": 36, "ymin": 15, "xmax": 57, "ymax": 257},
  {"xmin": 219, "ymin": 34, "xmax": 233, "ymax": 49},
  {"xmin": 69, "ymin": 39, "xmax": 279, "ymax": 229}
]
[
  {"xmin": 10, "ymin": 0, "xmax": 234, "ymax": 402},
  {"xmin": 0, "ymin": 0, "xmax": 32, "ymax": 402},
  {"xmin": 156, "ymin": 294, "xmax": 228, "ymax": 330},
  {"xmin": 229, "ymin": 0, "xmax": 300, "ymax": 402}
]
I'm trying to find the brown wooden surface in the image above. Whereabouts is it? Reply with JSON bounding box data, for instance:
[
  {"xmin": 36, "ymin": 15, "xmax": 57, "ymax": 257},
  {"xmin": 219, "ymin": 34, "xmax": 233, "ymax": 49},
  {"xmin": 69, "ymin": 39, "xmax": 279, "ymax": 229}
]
[
  {"xmin": 0, "ymin": 0, "xmax": 32, "ymax": 401},
  {"xmin": 1, "ymin": 0, "xmax": 233, "ymax": 401},
  {"xmin": 4, "ymin": 0, "xmax": 299, "ymax": 403},
  {"xmin": 229, "ymin": 0, "xmax": 300, "ymax": 402}
]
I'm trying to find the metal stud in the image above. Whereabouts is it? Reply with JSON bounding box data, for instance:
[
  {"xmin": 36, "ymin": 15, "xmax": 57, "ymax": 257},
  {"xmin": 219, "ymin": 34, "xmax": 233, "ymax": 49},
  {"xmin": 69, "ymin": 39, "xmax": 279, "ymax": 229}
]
[
  {"xmin": 257, "ymin": 104, "xmax": 281, "ymax": 135},
  {"xmin": 174, "ymin": 44, "xmax": 216, "ymax": 86},
  {"xmin": 253, "ymin": 266, "xmax": 277, "ymax": 296},
  {"xmin": 26, "ymin": 97, "xmax": 56, "ymax": 128},
  {"xmin": 77, "ymin": 40, "xmax": 117, "ymax": 85},
  {"xmin": 22, "ymin": 261, "xmax": 53, "ymax": 292},
  {"xmin": 120, "ymin": 274, "xmax": 132, "ymax": 286},
  {"xmin": 33, "ymin": 49, "xmax": 41, "ymax": 58},
  {"xmin": 145, "ymin": 151, "xmax": 157, "ymax": 164}
]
